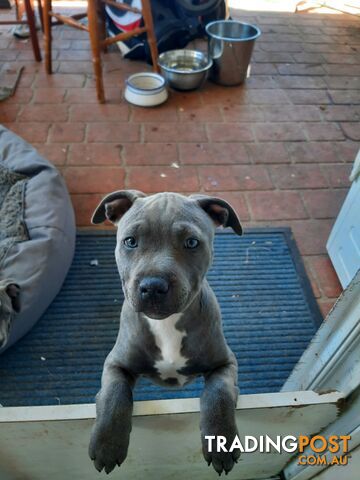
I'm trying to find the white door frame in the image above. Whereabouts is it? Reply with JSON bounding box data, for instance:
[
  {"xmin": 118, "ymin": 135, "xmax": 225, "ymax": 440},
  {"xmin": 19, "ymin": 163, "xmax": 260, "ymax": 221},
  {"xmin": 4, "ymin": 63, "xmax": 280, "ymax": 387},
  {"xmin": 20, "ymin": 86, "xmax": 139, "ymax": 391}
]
[{"xmin": 282, "ymin": 270, "xmax": 360, "ymax": 480}]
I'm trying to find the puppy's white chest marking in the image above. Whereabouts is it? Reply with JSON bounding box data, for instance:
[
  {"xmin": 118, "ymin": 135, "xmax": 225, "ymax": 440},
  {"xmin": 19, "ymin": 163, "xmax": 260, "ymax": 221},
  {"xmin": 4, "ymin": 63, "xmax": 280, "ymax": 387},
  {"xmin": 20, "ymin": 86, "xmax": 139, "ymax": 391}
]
[{"xmin": 145, "ymin": 313, "xmax": 188, "ymax": 386}]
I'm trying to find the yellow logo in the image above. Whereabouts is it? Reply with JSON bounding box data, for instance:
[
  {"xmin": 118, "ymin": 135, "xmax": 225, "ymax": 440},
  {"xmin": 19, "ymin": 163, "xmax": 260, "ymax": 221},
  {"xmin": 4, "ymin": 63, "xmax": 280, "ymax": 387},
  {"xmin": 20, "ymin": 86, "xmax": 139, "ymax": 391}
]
[{"xmin": 297, "ymin": 435, "xmax": 351, "ymax": 466}]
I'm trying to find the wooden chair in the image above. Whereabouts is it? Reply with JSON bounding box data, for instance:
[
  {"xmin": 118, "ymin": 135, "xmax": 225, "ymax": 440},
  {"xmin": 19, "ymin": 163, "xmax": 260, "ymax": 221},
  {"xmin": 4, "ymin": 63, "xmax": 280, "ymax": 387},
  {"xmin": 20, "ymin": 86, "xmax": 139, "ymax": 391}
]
[
  {"xmin": 43, "ymin": 0, "xmax": 159, "ymax": 103},
  {"xmin": 0, "ymin": 0, "xmax": 41, "ymax": 61}
]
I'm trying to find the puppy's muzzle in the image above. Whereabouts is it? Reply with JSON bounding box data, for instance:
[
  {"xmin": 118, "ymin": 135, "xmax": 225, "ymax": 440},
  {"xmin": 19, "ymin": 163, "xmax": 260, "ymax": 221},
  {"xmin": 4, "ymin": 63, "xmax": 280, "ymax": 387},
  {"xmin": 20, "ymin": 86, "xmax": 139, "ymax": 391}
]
[
  {"xmin": 139, "ymin": 277, "xmax": 169, "ymax": 301},
  {"xmin": 137, "ymin": 276, "xmax": 174, "ymax": 318}
]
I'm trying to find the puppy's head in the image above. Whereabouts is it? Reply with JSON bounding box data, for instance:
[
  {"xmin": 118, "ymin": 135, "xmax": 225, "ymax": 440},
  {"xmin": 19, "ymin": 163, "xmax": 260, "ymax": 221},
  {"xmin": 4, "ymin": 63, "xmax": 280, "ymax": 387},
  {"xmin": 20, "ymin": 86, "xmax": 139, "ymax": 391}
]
[
  {"xmin": 0, "ymin": 281, "xmax": 20, "ymax": 349},
  {"xmin": 92, "ymin": 191, "xmax": 242, "ymax": 319}
]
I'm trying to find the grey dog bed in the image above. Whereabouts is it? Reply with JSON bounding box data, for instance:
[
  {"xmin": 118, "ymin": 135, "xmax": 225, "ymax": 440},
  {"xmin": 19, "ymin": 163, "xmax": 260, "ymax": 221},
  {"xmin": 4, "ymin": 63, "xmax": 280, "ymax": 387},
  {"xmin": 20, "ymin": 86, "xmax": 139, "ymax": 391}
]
[{"xmin": 0, "ymin": 126, "xmax": 76, "ymax": 353}]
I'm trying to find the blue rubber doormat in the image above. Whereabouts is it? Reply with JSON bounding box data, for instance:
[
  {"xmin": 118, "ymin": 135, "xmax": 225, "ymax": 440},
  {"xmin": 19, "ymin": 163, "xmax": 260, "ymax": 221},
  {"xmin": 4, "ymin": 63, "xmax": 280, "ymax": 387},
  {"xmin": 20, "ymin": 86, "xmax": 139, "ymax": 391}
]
[{"xmin": 0, "ymin": 229, "xmax": 322, "ymax": 407}]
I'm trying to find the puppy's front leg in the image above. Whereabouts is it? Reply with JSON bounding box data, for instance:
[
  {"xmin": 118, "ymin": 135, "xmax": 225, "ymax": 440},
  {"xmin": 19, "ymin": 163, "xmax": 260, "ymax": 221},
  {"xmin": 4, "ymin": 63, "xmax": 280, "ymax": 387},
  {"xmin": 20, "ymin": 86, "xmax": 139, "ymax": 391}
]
[
  {"xmin": 89, "ymin": 357, "xmax": 136, "ymax": 474},
  {"xmin": 200, "ymin": 354, "xmax": 240, "ymax": 476}
]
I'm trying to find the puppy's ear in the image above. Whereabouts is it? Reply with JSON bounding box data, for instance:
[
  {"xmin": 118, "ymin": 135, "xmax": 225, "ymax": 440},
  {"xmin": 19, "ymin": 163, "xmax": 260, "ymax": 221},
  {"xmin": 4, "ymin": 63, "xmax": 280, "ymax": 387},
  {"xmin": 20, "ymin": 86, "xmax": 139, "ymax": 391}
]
[
  {"xmin": 190, "ymin": 194, "xmax": 242, "ymax": 236},
  {"xmin": 91, "ymin": 190, "xmax": 146, "ymax": 225},
  {"xmin": 6, "ymin": 284, "xmax": 21, "ymax": 313}
]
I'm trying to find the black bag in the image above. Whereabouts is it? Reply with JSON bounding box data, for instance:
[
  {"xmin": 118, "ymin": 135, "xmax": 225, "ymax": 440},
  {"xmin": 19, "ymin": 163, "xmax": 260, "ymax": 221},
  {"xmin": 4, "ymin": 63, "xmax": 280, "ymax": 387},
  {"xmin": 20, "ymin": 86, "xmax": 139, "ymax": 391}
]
[
  {"xmin": 175, "ymin": 0, "xmax": 225, "ymax": 18},
  {"xmin": 106, "ymin": 0, "xmax": 226, "ymax": 63}
]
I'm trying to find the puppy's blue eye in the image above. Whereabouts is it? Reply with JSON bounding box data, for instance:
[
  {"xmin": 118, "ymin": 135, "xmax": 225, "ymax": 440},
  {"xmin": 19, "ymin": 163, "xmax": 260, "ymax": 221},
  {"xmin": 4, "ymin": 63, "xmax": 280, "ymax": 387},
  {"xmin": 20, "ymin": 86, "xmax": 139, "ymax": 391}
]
[
  {"xmin": 185, "ymin": 238, "xmax": 199, "ymax": 249},
  {"xmin": 124, "ymin": 237, "xmax": 138, "ymax": 248}
]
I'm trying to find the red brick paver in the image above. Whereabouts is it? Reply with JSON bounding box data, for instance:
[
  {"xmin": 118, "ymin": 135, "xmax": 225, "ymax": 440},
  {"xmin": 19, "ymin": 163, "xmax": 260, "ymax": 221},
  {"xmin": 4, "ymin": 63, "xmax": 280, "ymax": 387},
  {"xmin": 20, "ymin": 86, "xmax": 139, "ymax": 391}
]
[{"xmin": 1, "ymin": 5, "xmax": 359, "ymax": 318}]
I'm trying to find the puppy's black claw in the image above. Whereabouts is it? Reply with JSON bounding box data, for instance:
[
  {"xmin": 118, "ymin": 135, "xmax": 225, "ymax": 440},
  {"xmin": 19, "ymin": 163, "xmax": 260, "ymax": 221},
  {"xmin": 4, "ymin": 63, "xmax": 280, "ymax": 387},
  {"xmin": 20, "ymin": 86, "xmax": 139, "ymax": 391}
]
[{"xmin": 207, "ymin": 461, "xmax": 211, "ymax": 466}]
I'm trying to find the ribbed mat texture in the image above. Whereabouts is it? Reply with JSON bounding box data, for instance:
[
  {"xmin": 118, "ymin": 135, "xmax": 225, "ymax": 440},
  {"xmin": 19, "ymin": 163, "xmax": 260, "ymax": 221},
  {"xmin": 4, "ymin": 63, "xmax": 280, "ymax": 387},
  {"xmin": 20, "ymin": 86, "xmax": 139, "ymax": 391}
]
[{"xmin": 0, "ymin": 230, "xmax": 320, "ymax": 406}]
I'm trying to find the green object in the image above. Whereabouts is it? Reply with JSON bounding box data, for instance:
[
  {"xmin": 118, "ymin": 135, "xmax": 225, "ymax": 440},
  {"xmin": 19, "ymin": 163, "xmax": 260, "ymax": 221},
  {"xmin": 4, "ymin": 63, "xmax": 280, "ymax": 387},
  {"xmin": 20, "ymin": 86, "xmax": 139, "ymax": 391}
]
[{"xmin": 0, "ymin": 66, "xmax": 24, "ymax": 102}]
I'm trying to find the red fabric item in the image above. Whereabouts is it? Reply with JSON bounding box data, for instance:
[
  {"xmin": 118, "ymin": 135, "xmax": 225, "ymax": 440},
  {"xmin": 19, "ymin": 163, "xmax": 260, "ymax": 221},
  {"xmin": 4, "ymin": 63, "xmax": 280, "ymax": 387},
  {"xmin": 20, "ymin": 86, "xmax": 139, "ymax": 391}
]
[{"xmin": 113, "ymin": 18, "xmax": 142, "ymax": 32}]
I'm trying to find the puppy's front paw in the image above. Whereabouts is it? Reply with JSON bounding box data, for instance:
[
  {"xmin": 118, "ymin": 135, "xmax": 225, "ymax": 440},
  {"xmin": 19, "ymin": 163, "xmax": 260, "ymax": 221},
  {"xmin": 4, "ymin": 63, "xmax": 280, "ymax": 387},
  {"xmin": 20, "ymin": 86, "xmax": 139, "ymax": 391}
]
[
  {"xmin": 201, "ymin": 429, "xmax": 240, "ymax": 476},
  {"xmin": 89, "ymin": 424, "xmax": 130, "ymax": 474}
]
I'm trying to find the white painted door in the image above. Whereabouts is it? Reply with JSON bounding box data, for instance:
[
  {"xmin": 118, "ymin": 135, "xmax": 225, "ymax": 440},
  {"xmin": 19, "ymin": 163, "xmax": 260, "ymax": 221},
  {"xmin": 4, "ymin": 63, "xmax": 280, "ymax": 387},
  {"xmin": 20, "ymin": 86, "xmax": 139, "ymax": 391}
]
[{"xmin": 327, "ymin": 150, "xmax": 360, "ymax": 288}]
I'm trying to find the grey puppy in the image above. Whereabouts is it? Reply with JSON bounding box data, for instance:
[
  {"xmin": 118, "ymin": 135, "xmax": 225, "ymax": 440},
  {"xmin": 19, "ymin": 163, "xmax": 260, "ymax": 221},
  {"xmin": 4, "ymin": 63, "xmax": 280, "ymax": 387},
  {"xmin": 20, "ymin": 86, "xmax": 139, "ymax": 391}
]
[
  {"xmin": 89, "ymin": 190, "xmax": 242, "ymax": 476},
  {"xmin": 0, "ymin": 280, "xmax": 20, "ymax": 349}
]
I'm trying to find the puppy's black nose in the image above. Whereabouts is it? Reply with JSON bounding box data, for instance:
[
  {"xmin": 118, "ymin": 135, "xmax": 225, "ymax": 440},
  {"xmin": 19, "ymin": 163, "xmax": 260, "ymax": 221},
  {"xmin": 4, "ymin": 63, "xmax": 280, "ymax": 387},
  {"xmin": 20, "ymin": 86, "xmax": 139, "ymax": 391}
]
[{"xmin": 139, "ymin": 277, "xmax": 169, "ymax": 299}]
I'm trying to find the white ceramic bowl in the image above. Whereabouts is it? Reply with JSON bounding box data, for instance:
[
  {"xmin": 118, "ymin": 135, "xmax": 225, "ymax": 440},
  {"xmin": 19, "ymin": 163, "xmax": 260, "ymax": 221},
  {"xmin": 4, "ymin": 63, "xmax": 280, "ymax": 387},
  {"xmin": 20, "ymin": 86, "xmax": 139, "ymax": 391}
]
[{"xmin": 124, "ymin": 72, "xmax": 168, "ymax": 107}]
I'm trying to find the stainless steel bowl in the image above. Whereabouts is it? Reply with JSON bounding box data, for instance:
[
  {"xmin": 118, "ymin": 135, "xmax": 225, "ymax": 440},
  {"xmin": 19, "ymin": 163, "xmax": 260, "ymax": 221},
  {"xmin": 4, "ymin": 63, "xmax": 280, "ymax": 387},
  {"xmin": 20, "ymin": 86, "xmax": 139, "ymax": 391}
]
[{"xmin": 158, "ymin": 49, "xmax": 213, "ymax": 91}]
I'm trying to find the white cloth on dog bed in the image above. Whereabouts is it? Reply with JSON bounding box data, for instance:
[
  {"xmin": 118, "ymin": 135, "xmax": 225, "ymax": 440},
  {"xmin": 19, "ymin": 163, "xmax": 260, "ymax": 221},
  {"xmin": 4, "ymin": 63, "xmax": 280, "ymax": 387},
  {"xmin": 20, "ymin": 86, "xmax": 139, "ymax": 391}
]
[{"xmin": 0, "ymin": 125, "xmax": 75, "ymax": 353}]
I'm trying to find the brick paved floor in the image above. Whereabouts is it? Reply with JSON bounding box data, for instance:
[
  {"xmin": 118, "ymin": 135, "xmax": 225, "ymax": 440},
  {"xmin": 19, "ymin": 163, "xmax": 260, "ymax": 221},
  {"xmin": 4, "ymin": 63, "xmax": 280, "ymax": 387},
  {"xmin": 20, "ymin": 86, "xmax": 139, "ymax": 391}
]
[{"xmin": 1, "ymin": 5, "xmax": 359, "ymax": 318}]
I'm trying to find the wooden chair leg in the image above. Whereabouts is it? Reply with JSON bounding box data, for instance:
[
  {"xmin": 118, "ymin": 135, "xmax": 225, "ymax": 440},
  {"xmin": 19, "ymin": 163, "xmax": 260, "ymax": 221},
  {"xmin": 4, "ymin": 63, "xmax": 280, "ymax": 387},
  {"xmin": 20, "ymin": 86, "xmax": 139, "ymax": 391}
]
[
  {"xmin": 24, "ymin": 0, "xmax": 42, "ymax": 62},
  {"xmin": 15, "ymin": 0, "xmax": 25, "ymax": 21},
  {"xmin": 43, "ymin": 0, "xmax": 52, "ymax": 73},
  {"xmin": 141, "ymin": 0, "xmax": 159, "ymax": 73},
  {"xmin": 88, "ymin": 0, "xmax": 105, "ymax": 103},
  {"xmin": 37, "ymin": 0, "xmax": 45, "ymax": 33}
]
